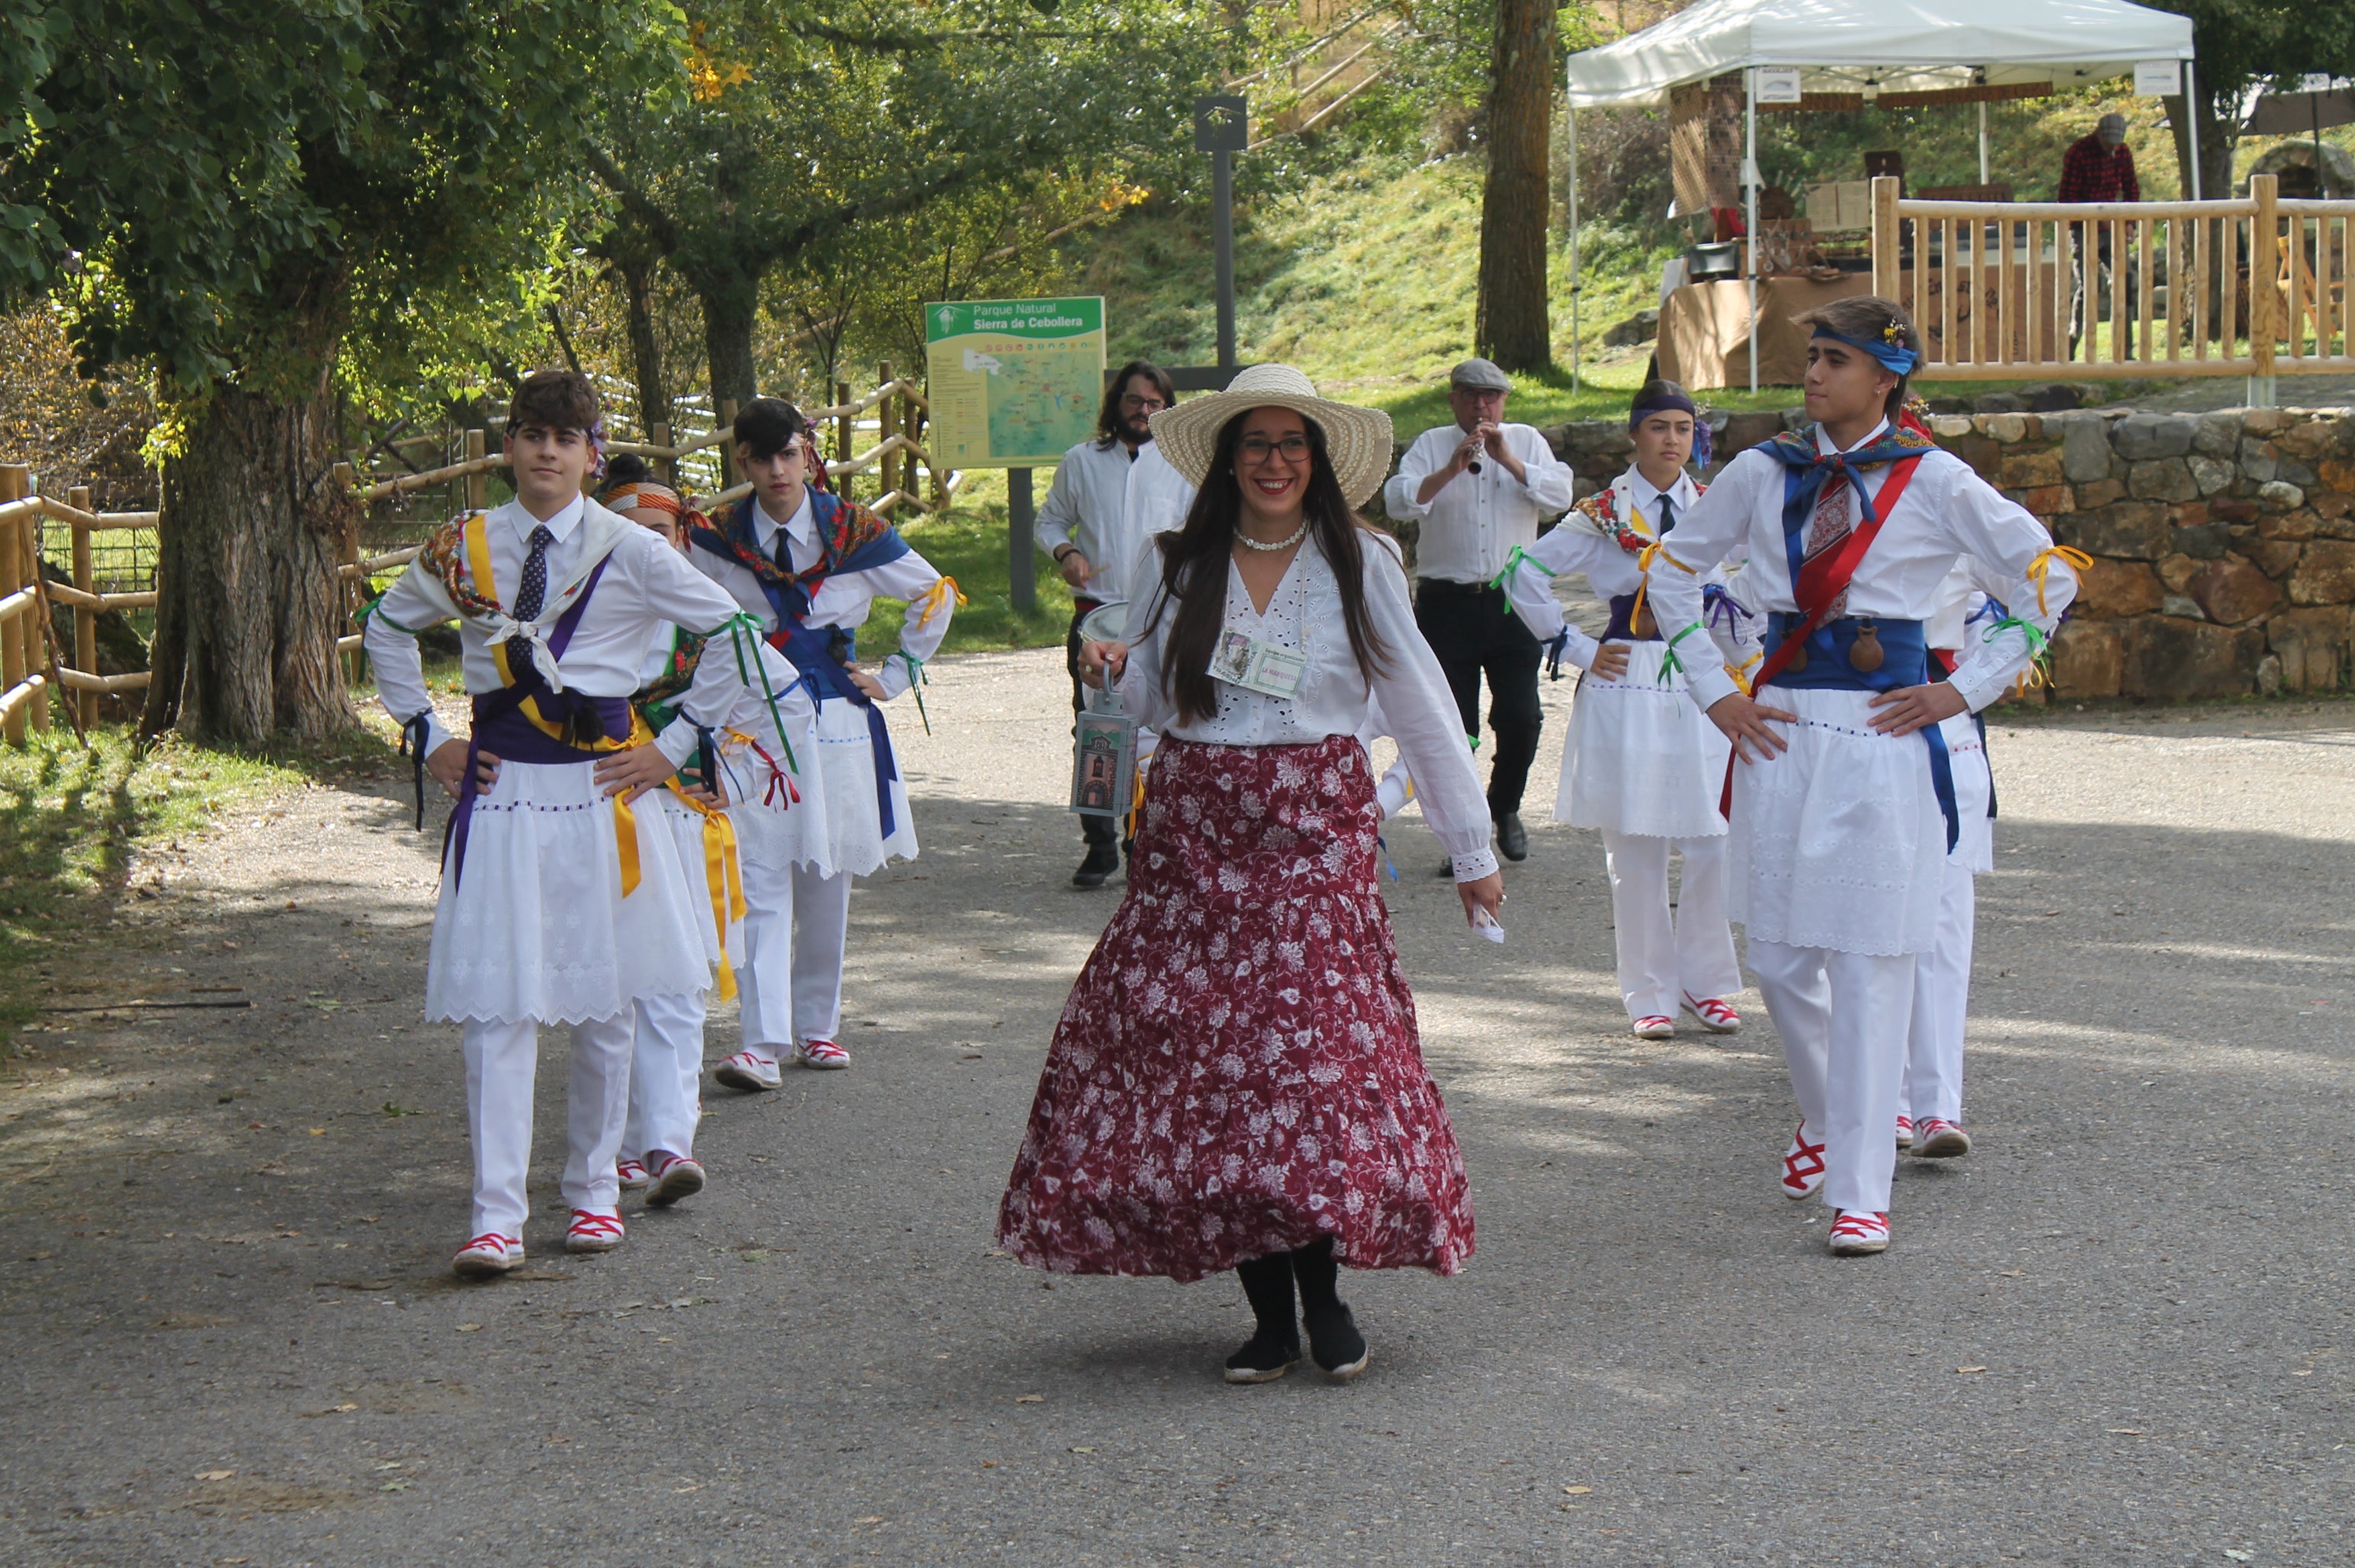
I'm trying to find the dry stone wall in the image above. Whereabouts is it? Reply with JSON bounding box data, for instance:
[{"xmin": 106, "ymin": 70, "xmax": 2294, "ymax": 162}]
[{"xmin": 1377, "ymin": 406, "xmax": 2355, "ymax": 702}]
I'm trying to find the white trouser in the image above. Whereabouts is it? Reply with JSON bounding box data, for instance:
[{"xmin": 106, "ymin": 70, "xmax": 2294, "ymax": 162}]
[
  {"xmin": 624, "ymin": 993, "xmax": 706, "ymax": 1164},
  {"xmin": 461, "ymin": 1014, "xmax": 633, "ymax": 1239},
  {"xmin": 1900, "ymin": 860, "xmax": 1977, "ymax": 1126},
  {"xmin": 792, "ymin": 865, "xmax": 853, "ymax": 1045},
  {"xmin": 1599, "ymin": 831, "xmax": 1742, "ymax": 1022},
  {"xmin": 734, "ymin": 855, "xmax": 798, "ymax": 1056},
  {"xmin": 1747, "ymin": 940, "xmax": 1916, "ymax": 1216}
]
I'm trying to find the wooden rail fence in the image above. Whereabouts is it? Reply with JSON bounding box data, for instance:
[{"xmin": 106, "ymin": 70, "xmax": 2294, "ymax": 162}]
[
  {"xmin": 1869, "ymin": 173, "xmax": 2355, "ymax": 381},
  {"xmin": 1, "ymin": 374, "xmax": 956, "ymax": 743}
]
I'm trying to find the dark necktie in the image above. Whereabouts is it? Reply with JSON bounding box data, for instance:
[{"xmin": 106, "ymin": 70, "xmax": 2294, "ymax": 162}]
[
  {"xmin": 1656, "ymin": 493, "xmax": 1676, "ymax": 535},
  {"xmin": 512, "ymin": 523, "xmax": 554, "ymax": 622}
]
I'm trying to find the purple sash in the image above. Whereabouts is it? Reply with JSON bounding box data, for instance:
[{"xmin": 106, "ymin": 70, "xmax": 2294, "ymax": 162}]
[
  {"xmin": 444, "ymin": 551, "xmax": 622, "ymax": 888},
  {"xmin": 1601, "ymin": 592, "xmax": 1662, "ymax": 643}
]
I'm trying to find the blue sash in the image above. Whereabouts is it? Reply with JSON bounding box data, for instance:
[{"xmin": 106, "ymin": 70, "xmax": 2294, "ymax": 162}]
[
  {"xmin": 772, "ymin": 616, "xmax": 898, "ymax": 841},
  {"xmin": 1762, "ymin": 612, "xmax": 1958, "ymax": 853}
]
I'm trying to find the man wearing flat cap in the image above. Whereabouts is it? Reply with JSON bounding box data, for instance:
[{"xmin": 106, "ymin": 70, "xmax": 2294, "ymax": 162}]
[
  {"xmin": 1383, "ymin": 358, "xmax": 1576, "ymax": 869},
  {"xmin": 2061, "ymin": 113, "xmax": 2140, "ymax": 355}
]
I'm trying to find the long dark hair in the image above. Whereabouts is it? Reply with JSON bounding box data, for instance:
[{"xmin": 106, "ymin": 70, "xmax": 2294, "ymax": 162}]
[
  {"xmin": 1147, "ymin": 409, "xmax": 1393, "ymax": 725},
  {"xmin": 1095, "ymin": 360, "xmax": 1176, "ymax": 449}
]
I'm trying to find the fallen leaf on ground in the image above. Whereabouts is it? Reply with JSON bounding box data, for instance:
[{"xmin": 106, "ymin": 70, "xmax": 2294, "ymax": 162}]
[
  {"xmin": 1563, "ymin": 1485, "xmax": 1592, "ymax": 1495},
  {"xmin": 307, "ymin": 1128, "xmax": 326, "ymax": 1136},
  {"xmin": 1014, "ymin": 1393, "xmax": 1044, "ymax": 1403},
  {"xmin": 196, "ymin": 1470, "xmax": 235, "ymax": 1481},
  {"xmin": 1957, "ymin": 1365, "xmax": 1988, "ymax": 1374},
  {"xmin": 1069, "ymin": 1446, "xmax": 1095, "ymax": 1454},
  {"xmin": 2106, "ymin": 1428, "xmax": 2144, "ymax": 1435},
  {"xmin": 455, "ymin": 1323, "xmax": 481, "ymax": 1332},
  {"xmin": 856, "ymin": 1516, "xmax": 885, "ymax": 1525},
  {"xmin": 2223, "ymin": 1552, "xmax": 2252, "ymax": 1562}
]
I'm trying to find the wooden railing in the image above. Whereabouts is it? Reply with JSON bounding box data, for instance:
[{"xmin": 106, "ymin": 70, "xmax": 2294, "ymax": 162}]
[
  {"xmin": 0, "ymin": 466, "xmax": 159, "ymax": 742},
  {"xmin": 2, "ymin": 374, "xmax": 960, "ymax": 741},
  {"xmin": 1868, "ymin": 173, "xmax": 2355, "ymax": 381}
]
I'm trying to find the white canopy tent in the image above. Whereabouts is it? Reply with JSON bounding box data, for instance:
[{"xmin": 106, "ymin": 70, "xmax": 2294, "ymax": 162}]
[{"xmin": 1560, "ymin": 0, "xmax": 2200, "ymax": 387}]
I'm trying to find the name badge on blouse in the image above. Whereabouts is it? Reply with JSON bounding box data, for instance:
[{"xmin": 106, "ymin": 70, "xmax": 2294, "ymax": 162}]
[{"xmin": 1210, "ymin": 630, "xmax": 1306, "ymax": 699}]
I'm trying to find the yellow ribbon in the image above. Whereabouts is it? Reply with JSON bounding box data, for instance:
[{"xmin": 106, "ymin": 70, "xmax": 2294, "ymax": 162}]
[
  {"xmin": 1725, "ymin": 650, "xmax": 1762, "ymax": 696},
  {"xmin": 660, "ymin": 778, "xmax": 747, "ymax": 1002},
  {"xmin": 2026, "ymin": 546, "xmax": 2092, "ymax": 617},
  {"xmin": 1628, "ymin": 540, "xmax": 1701, "ymax": 637},
  {"xmin": 913, "ymin": 574, "xmax": 968, "ymax": 631}
]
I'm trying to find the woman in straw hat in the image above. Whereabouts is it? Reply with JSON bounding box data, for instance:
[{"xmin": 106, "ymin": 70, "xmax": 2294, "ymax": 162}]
[{"xmin": 997, "ymin": 365, "xmax": 1505, "ymax": 1384}]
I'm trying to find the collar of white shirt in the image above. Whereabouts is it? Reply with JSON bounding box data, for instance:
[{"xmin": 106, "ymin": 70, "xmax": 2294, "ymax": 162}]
[
  {"xmin": 753, "ymin": 489, "xmax": 817, "ymax": 557},
  {"xmin": 504, "ymin": 492, "xmax": 584, "ymax": 547},
  {"xmin": 1815, "ymin": 417, "xmax": 1892, "ymax": 457},
  {"xmin": 1621, "ymin": 465, "xmax": 1697, "ymax": 520}
]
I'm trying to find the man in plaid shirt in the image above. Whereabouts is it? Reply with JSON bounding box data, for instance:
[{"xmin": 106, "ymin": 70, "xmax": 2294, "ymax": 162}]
[{"xmin": 2063, "ymin": 114, "xmax": 2140, "ymax": 354}]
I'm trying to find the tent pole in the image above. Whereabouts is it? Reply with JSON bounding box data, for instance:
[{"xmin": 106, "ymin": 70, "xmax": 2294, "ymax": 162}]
[
  {"xmin": 2183, "ymin": 58, "xmax": 2202, "ymax": 201},
  {"xmin": 1746, "ymin": 69, "xmax": 1759, "ymax": 394},
  {"xmin": 1568, "ymin": 102, "xmax": 1582, "ymax": 394},
  {"xmin": 1978, "ymin": 101, "xmax": 1990, "ymax": 185}
]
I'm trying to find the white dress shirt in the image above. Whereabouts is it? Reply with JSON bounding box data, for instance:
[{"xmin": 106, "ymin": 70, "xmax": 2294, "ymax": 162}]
[
  {"xmin": 365, "ymin": 496, "xmax": 763, "ymax": 766},
  {"xmin": 1113, "ymin": 533, "xmax": 1499, "ymax": 881},
  {"xmin": 1499, "ymin": 465, "xmax": 1758, "ymax": 672},
  {"xmin": 1122, "ymin": 442, "xmax": 1197, "ymax": 551},
  {"xmin": 1034, "ymin": 437, "xmax": 1183, "ymax": 602},
  {"xmin": 1381, "ymin": 422, "xmax": 1577, "ymax": 584},
  {"xmin": 690, "ymin": 486, "xmax": 953, "ymax": 701},
  {"xmin": 1645, "ymin": 420, "xmax": 2080, "ymax": 715}
]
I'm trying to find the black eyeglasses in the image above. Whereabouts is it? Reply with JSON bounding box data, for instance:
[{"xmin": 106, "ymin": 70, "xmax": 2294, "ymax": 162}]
[
  {"xmin": 1238, "ymin": 435, "xmax": 1310, "ymax": 461},
  {"xmin": 1120, "ymin": 394, "xmax": 1168, "ymax": 411}
]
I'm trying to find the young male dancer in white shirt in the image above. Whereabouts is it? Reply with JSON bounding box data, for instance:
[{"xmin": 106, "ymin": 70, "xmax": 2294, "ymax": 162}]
[
  {"xmin": 364, "ymin": 371, "xmax": 785, "ymax": 1276},
  {"xmin": 686, "ymin": 398, "xmax": 956, "ymax": 1084},
  {"xmin": 1643, "ymin": 298, "xmax": 2077, "ymax": 1255}
]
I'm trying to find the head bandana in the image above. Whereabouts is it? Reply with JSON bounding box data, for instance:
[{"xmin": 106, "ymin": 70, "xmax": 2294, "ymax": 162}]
[
  {"xmin": 1629, "ymin": 386, "xmax": 1711, "ymax": 469},
  {"xmin": 602, "ymin": 480, "xmax": 682, "ymax": 516},
  {"xmin": 1811, "ymin": 320, "xmax": 1920, "ymax": 378}
]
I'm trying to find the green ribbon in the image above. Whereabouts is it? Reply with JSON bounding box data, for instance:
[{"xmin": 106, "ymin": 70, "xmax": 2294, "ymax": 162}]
[
  {"xmin": 1658, "ymin": 620, "xmax": 1707, "ymax": 687},
  {"xmin": 1981, "ymin": 615, "xmax": 2049, "ymax": 658},
  {"xmin": 892, "ymin": 650, "xmax": 932, "ymax": 736},
  {"xmin": 715, "ymin": 612, "xmax": 798, "ymax": 776},
  {"xmin": 1487, "ymin": 545, "xmax": 1553, "ymax": 609}
]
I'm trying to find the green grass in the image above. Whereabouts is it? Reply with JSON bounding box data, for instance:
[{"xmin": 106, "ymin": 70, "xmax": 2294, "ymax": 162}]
[
  {"xmin": 859, "ymin": 492, "xmax": 1076, "ymax": 661},
  {"xmin": 0, "ymin": 723, "xmax": 394, "ymax": 1032}
]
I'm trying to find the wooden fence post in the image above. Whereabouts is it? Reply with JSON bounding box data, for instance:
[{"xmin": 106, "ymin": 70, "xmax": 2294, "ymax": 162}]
[
  {"xmin": 69, "ymin": 484, "xmax": 95, "ymax": 729},
  {"xmin": 877, "ymin": 361, "xmax": 897, "ymax": 500},
  {"xmin": 834, "ymin": 381, "xmax": 853, "ymax": 501},
  {"xmin": 1871, "ymin": 175, "xmax": 1901, "ymax": 304},
  {"xmin": 464, "ymin": 429, "xmax": 488, "ymax": 511},
  {"xmin": 903, "ymin": 390, "xmax": 924, "ymax": 511},
  {"xmin": 331, "ymin": 464, "xmax": 361, "ymax": 689},
  {"xmin": 0, "ymin": 464, "xmax": 28, "ymax": 744},
  {"xmin": 2251, "ymin": 174, "xmax": 2279, "ymax": 402},
  {"xmin": 651, "ymin": 422, "xmax": 673, "ymax": 487}
]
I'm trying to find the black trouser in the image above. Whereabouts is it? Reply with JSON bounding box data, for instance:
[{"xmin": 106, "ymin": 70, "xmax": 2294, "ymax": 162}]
[
  {"xmin": 1413, "ymin": 578, "xmax": 1542, "ymax": 818},
  {"xmin": 1066, "ymin": 599, "xmax": 1116, "ymax": 847}
]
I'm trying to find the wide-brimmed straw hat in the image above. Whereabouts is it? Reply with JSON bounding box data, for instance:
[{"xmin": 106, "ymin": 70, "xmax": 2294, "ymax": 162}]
[{"xmin": 1148, "ymin": 363, "xmax": 1395, "ymax": 507}]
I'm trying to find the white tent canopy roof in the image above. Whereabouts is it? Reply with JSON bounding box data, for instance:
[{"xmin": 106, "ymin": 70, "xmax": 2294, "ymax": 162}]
[{"xmin": 1564, "ymin": 0, "xmax": 2196, "ymax": 109}]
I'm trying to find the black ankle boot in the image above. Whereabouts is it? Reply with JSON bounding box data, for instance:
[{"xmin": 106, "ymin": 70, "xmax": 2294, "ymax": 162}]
[
  {"xmin": 1071, "ymin": 841, "xmax": 1120, "ymax": 888},
  {"xmin": 1290, "ymin": 1238, "xmax": 1369, "ymax": 1380},
  {"xmin": 1226, "ymin": 1253, "xmax": 1300, "ymax": 1384}
]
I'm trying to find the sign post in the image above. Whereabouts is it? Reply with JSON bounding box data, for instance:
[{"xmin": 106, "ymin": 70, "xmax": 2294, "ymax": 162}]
[
  {"xmin": 924, "ymin": 296, "xmax": 1109, "ymax": 615},
  {"xmin": 1194, "ymin": 95, "xmax": 1248, "ymax": 371}
]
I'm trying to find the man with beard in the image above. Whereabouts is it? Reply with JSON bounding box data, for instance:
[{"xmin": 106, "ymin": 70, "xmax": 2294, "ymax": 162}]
[{"xmin": 1036, "ymin": 359, "xmax": 1181, "ymax": 887}]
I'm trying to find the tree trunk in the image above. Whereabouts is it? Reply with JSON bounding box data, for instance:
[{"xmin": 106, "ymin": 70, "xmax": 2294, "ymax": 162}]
[
  {"xmin": 702, "ymin": 272, "xmax": 762, "ymax": 415},
  {"xmin": 1475, "ymin": 0, "xmax": 1557, "ymax": 373},
  {"xmin": 141, "ymin": 380, "xmax": 358, "ymax": 744},
  {"xmin": 619, "ymin": 255, "xmax": 668, "ymax": 438}
]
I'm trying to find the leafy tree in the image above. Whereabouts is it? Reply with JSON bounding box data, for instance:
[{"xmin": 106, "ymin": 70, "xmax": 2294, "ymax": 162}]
[
  {"xmin": 0, "ymin": 1, "xmax": 676, "ymax": 744},
  {"xmin": 2148, "ymin": 1, "xmax": 2355, "ymax": 200},
  {"xmin": 1476, "ymin": 0, "xmax": 1559, "ymax": 371},
  {"xmin": 590, "ymin": 0, "xmax": 1224, "ymax": 416}
]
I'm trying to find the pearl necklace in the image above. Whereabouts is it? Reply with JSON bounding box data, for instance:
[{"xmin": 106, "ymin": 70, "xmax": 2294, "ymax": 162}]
[{"xmin": 1235, "ymin": 519, "xmax": 1310, "ymax": 553}]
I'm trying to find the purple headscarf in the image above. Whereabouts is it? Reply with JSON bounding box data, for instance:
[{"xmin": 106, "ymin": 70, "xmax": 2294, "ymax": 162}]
[{"xmin": 1630, "ymin": 385, "xmax": 1711, "ymax": 470}]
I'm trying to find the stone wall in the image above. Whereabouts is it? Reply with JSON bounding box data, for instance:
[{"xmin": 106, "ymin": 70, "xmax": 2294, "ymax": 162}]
[{"xmin": 1385, "ymin": 406, "xmax": 2355, "ymax": 702}]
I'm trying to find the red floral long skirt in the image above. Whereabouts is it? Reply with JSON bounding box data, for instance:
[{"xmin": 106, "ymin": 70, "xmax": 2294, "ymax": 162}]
[{"xmin": 996, "ymin": 734, "xmax": 1474, "ymax": 1283}]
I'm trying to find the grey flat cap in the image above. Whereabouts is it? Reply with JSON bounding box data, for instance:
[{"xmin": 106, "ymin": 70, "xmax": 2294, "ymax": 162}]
[{"xmin": 1450, "ymin": 357, "xmax": 1512, "ymax": 391}]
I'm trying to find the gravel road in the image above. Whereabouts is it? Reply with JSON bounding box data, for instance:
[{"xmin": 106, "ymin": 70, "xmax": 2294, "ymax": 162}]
[{"xmin": 2, "ymin": 648, "xmax": 2350, "ymax": 1567}]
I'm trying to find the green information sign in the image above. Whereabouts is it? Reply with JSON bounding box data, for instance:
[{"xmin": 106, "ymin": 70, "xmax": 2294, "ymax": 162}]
[{"xmin": 923, "ymin": 296, "xmax": 1107, "ymax": 468}]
